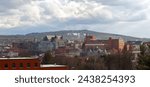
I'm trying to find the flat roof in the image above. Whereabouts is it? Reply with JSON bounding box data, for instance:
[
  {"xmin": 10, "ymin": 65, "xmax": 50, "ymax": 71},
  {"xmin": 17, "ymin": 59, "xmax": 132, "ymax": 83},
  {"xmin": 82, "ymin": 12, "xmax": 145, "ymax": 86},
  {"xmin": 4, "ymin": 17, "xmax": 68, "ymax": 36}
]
[
  {"xmin": 40, "ymin": 64, "xmax": 67, "ymax": 68},
  {"xmin": 0, "ymin": 57, "xmax": 38, "ymax": 60}
]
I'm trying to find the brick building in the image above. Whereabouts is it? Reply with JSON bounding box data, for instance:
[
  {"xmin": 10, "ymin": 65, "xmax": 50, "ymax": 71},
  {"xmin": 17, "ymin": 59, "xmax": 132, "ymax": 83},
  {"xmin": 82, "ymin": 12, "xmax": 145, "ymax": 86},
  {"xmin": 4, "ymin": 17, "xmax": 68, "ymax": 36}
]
[
  {"xmin": 0, "ymin": 57, "xmax": 68, "ymax": 70},
  {"xmin": 84, "ymin": 35, "xmax": 96, "ymax": 42},
  {"xmin": 83, "ymin": 35, "xmax": 125, "ymax": 52},
  {"xmin": 108, "ymin": 37, "xmax": 125, "ymax": 51}
]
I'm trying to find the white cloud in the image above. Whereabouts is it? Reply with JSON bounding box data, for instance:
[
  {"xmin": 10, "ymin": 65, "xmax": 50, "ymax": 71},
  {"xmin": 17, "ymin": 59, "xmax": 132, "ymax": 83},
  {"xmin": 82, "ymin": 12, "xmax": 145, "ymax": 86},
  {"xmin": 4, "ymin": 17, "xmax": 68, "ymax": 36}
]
[
  {"xmin": 0, "ymin": 0, "xmax": 31, "ymax": 12},
  {"xmin": 0, "ymin": 0, "xmax": 150, "ymax": 37}
]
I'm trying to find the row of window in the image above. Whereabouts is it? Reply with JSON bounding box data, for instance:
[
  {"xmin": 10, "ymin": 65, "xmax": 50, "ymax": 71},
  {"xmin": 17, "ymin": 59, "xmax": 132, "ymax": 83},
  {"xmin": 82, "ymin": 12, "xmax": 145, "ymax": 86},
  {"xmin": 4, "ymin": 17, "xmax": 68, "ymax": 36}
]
[{"xmin": 3, "ymin": 63, "xmax": 38, "ymax": 69}]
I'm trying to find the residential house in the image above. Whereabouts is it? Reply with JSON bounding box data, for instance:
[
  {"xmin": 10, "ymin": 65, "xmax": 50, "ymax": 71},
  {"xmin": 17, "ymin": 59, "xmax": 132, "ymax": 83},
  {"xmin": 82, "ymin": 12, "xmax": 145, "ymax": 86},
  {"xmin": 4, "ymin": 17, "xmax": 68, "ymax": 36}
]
[{"xmin": 126, "ymin": 41, "xmax": 143, "ymax": 62}]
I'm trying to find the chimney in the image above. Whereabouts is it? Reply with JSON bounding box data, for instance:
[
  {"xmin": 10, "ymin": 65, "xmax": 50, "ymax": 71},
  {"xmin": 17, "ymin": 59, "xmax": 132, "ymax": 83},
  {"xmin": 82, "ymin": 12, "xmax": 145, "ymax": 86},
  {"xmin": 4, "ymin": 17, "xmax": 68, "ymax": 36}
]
[{"xmin": 108, "ymin": 37, "xmax": 112, "ymax": 49}]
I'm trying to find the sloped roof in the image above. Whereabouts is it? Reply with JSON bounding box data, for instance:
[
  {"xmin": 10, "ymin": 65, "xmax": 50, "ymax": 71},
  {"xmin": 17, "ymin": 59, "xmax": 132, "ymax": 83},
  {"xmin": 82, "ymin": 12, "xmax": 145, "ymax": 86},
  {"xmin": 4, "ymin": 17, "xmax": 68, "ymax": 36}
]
[
  {"xmin": 46, "ymin": 35, "xmax": 55, "ymax": 40},
  {"xmin": 85, "ymin": 40, "xmax": 108, "ymax": 44},
  {"xmin": 127, "ymin": 41, "xmax": 143, "ymax": 45}
]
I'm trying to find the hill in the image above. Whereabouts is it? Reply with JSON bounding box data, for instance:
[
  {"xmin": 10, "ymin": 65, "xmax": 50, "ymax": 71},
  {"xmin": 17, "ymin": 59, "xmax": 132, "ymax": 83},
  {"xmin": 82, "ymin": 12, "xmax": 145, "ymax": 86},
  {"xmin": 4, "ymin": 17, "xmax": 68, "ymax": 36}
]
[
  {"xmin": 0, "ymin": 30, "xmax": 150, "ymax": 44},
  {"xmin": 26, "ymin": 30, "xmax": 150, "ymax": 41}
]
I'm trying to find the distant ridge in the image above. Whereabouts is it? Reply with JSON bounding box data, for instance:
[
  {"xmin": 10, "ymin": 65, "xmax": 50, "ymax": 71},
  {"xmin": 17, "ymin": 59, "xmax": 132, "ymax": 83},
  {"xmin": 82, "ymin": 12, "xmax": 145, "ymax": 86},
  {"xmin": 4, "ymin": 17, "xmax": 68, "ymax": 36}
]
[
  {"xmin": 0, "ymin": 30, "xmax": 150, "ymax": 44},
  {"xmin": 25, "ymin": 29, "xmax": 150, "ymax": 41}
]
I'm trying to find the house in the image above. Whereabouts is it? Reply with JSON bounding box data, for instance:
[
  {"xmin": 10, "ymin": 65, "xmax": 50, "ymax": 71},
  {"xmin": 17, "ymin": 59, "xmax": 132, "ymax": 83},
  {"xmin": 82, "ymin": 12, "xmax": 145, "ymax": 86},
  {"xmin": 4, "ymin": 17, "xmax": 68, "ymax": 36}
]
[
  {"xmin": 12, "ymin": 41, "xmax": 39, "ymax": 56},
  {"xmin": 38, "ymin": 35, "xmax": 66, "ymax": 52},
  {"xmin": 55, "ymin": 47, "xmax": 81, "ymax": 57},
  {"xmin": 126, "ymin": 41, "xmax": 142, "ymax": 53},
  {"xmin": 38, "ymin": 41, "xmax": 54, "ymax": 52},
  {"xmin": 126, "ymin": 41, "xmax": 143, "ymax": 62},
  {"xmin": 66, "ymin": 48, "xmax": 81, "ymax": 57},
  {"xmin": 84, "ymin": 35, "xmax": 96, "ymax": 42},
  {"xmin": 143, "ymin": 42, "xmax": 150, "ymax": 54}
]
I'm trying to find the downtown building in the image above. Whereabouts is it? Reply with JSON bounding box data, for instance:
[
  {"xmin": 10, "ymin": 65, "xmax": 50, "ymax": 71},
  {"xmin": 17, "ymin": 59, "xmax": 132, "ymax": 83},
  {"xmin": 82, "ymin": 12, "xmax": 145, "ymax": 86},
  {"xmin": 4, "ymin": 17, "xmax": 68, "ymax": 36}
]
[
  {"xmin": 0, "ymin": 57, "xmax": 68, "ymax": 70},
  {"xmin": 82, "ymin": 35, "xmax": 125, "ymax": 57}
]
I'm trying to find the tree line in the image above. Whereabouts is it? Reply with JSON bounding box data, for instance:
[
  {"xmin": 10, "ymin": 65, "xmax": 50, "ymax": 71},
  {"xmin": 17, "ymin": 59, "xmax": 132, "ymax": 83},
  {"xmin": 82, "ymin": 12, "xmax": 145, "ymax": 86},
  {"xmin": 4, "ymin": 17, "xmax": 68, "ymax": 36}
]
[{"xmin": 41, "ymin": 45, "xmax": 150, "ymax": 70}]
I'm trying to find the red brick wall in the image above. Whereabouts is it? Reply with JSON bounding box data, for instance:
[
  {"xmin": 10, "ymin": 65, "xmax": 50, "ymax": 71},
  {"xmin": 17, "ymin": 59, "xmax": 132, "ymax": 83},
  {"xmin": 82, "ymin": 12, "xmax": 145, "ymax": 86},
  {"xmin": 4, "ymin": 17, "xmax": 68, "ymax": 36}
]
[
  {"xmin": 0, "ymin": 58, "xmax": 68, "ymax": 70},
  {"xmin": 0, "ymin": 59, "xmax": 40, "ymax": 70}
]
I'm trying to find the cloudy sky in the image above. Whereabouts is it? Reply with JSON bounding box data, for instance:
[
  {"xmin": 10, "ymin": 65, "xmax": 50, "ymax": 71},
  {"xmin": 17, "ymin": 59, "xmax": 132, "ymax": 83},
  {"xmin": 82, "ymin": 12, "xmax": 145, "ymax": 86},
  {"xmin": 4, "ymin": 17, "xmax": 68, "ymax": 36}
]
[{"xmin": 0, "ymin": 0, "xmax": 150, "ymax": 38}]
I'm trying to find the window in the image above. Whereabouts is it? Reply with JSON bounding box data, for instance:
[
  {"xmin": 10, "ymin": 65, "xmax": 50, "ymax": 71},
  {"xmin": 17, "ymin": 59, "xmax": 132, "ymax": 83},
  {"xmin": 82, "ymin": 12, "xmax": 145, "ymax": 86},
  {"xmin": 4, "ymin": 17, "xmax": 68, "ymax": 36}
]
[
  {"xmin": 20, "ymin": 63, "xmax": 23, "ymax": 68},
  {"xmin": 4, "ymin": 64, "xmax": 8, "ymax": 69},
  {"xmin": 27, "ymin": 63, "xmax": 30, "ymax": 68},
  {"xmin": 34, "ymin": 63, "xmax": 38, "ymax": 68},
  {"xmin": 12, "ymin": 63, "xmax": 16, "ymax": 69}
]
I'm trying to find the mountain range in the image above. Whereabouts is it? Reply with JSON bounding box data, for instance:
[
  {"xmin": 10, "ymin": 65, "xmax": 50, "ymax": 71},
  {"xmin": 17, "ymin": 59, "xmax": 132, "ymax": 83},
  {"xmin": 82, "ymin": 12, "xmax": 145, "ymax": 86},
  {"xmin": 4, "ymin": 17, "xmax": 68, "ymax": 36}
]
[
  {"xmin": 0, "ymin": 30, "xmax": 150, "ymax": 44},
  {"xmin": 25, "ymin": 30, "xmax": 150, "ymax": 41}
]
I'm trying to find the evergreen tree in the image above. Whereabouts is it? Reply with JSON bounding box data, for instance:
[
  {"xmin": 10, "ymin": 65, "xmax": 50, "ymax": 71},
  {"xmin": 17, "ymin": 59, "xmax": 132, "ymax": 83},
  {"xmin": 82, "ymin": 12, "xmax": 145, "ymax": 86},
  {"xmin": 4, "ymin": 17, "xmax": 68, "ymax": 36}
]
[
  {"xmin": 41, "ymin": 51, "xmax": 53, "ymax": 64},
  {"xmin": 137, "ymin": 55, "xmax": 150, "ymax": 70},
  {"xmin": 137, "ymin": 45, "xmax": 150, "ymax": 70}
]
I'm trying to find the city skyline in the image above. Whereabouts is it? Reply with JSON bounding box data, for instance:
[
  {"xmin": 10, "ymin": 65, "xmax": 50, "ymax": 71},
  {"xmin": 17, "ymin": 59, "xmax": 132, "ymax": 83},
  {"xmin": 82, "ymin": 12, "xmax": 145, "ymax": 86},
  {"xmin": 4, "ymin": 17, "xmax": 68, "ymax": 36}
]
[{"xmin": 0, "ymin": 0, "xmax": 150, "ymax": 38}]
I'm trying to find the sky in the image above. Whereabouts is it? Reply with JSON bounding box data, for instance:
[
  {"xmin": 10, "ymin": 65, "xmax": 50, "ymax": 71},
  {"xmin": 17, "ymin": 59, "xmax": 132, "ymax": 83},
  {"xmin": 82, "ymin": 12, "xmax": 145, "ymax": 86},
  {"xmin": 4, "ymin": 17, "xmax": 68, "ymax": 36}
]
[{"xmin": 0, "ymin": 0, "xmax": 150, "ymax": 38}]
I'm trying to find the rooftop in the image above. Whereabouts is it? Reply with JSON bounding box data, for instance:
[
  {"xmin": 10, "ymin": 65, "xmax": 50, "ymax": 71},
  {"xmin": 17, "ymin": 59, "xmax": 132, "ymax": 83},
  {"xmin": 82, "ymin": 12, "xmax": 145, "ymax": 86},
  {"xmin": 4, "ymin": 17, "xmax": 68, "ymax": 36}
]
[
  {"xmin": 127, "ymin": 41, "xmax": 143, "ymax": 45},
  {"xmin": 40, "ymin": 64, "xmax": 67, "ymax": 68},
  {"xmin": 85, "ymin": 40, "xmax": 107, "ymax": 44},
  {"xmin": 0, "ymin": 57, "xmax": 38, "ymax": 60}
]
